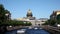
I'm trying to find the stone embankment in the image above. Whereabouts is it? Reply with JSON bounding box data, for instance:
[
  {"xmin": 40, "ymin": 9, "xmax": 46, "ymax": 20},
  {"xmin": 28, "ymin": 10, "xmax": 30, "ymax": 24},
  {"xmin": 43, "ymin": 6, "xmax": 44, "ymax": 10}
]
[
  {"xmin": 41, "ymin": 25, "xmax": 60, "ymax": 34},
  {"xmin": 6, "ymin": 26, "xmax": 30, "ymax": 31}
]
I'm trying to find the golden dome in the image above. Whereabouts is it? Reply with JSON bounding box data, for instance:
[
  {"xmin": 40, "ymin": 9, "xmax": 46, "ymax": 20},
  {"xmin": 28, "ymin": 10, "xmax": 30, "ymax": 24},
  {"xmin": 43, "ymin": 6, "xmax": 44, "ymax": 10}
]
[
  {"xmin": 27, "ymin": 9, "xmax": 33, "ymax": 17},
  {"xmin": 27, "ymin": 9, "xmax": 32, "ymax": 14}
]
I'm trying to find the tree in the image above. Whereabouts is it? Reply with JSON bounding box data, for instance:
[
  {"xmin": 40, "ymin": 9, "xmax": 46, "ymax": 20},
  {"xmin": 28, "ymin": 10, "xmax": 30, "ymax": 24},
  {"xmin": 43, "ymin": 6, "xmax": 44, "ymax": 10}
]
[
  {"xmin": 43, "ymin": 19, "xmax": 56, "ymax": 26},
  {"xmin": 57, "ymin": 14, "xmax": 60, "ymax": 20},
  {"xmin": 0, "ymin": 4, "xmax": 11, "ymax": 33},
  {"xmin": 56, "ymin": 14, "xmax": 60, "ymax": 24},
  {"xmin": 0, "ymin": 4, "xmax": 5, "ymax": 24},
  {"xmin": 42, "ymin": 21, "xmax": 49, "ymax": 25},
  {"xmin": 0, "ymin": 4, "xmax": 11, "ymax": 26}
]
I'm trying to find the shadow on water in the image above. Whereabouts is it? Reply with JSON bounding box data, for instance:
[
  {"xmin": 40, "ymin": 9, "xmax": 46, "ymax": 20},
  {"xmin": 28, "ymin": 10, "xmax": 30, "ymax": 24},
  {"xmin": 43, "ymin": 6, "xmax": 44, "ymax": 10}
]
[{"xmin": 5, "ymin": 30, "xmax": 17, "ymax": 34}]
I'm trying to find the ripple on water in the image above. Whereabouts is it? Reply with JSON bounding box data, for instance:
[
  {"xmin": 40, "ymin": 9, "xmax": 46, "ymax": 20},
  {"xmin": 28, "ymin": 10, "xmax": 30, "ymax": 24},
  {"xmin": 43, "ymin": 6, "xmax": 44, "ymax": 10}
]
[
  {"xmin": 26, "ymin": 29, "xmax": 50, "ymax": 34},
  {"xmin": 5, "ymin": 28, "xmax": 50, "ymax": 34}
]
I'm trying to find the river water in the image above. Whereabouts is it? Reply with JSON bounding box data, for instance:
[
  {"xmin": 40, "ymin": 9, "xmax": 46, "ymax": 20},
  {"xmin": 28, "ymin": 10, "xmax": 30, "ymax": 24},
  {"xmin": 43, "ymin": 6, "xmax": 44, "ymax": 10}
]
[{"xmin": 5, "ymin": 28, "xmax": 50, "ymax": 34}]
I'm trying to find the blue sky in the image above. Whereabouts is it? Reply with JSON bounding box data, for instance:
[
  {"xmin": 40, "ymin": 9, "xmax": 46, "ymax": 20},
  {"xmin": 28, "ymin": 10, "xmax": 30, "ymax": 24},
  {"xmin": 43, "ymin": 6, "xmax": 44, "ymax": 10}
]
[{"xmin": 0, "ymin": 0, "xmax": 60, "ymax": 19}]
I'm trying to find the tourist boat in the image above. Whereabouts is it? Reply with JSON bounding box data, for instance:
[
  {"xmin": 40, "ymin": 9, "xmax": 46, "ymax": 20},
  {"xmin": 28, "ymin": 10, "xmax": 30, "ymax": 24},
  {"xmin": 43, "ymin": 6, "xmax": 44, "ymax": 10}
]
[
  {"xmin": 17, "ymin": 29, "xmax": 26, "ymax": 34},
  {"xmin": 34, "ymin": 27, "xmax": 38, "ymax": 29}
]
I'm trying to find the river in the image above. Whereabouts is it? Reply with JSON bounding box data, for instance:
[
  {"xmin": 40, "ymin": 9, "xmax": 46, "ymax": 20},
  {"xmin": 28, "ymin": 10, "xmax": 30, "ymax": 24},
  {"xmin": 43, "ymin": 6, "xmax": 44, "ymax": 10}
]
[{"xmin": 5, "ymin": 28, "xmax": 50, "ymax": 34}]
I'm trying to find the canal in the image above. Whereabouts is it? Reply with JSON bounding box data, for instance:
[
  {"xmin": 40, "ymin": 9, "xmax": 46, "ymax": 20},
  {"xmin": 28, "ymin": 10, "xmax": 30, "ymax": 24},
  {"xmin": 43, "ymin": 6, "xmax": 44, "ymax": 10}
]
[{"xmin": 5, "ymin": 28, "xmax": 50, "ymax": 34}]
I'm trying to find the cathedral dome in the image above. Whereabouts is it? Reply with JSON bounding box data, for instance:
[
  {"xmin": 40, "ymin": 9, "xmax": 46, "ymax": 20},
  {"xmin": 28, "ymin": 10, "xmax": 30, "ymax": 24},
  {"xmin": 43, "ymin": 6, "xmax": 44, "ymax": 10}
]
[
  {"xmin": 27, "ymin": 9, "xmax": 33, "ymax": 17},
  {"xmin": 27, "ymin": 9, "xmax": 32, "ymax": 14}
]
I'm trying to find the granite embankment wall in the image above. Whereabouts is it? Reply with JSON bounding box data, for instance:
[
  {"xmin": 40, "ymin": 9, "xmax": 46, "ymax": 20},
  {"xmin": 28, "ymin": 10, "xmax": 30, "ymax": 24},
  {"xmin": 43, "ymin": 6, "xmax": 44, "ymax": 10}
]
[
  {"xmin": 41, "ymin": 25, "xmax": 60, "ymax": 34},
  {"xmin": 6, "ymin": 26, "xmax": 30, "ymax": 31}
]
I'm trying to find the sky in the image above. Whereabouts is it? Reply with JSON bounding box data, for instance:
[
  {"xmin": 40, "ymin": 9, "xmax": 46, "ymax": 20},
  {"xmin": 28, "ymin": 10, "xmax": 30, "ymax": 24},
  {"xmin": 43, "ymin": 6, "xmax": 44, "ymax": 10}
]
[{"xmin": 0, "ymin": 0, "xmax": 60, "ymax": 19}]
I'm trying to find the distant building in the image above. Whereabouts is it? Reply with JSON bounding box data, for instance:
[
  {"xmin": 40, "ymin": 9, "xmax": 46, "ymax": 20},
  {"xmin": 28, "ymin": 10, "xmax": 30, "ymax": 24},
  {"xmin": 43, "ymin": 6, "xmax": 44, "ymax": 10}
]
[
  {"xmin": 50, "ymin": 10, "xmax": 60, "ymax": 20},
  {"xmin": 16, "ymin": 9, "xmax": 48, "ymax": 26},
  {"xmin": 38, "ymin": 18, "xmax": 48, "ymax": 25},
  {"xmin": 16, "ymin": 9, "xmax": 35, "ymax": 21},
  {"xmin": 24, "ymin": 9, "xmax": 35, "ymax": 20}
]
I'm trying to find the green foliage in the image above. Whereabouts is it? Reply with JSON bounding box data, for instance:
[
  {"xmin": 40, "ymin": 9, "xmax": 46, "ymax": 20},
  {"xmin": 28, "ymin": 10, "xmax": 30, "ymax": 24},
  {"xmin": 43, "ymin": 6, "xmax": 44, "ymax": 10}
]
[
  {"xmin": 57, "ymin": 20, "xmax": 60, "ymax": 24},
  {"xmin": 57, "ymin": 14, "xmax": 60, "ymax": 20},
  {"xmin": 0, "ymin": 4, "xmax": 10, "ymax": 26},
  {"xmin": 4, "ymin": 20, "xmax": 32, "ymax": 26},
  {"xmin": 49, "ymin": 19, "xmax": 56, "ymax": 25},
  {"xmin": 43, "ymin": 19, "xmax": 56, "ymax": 26},
  {"xmin": 24, "ymin": 22, "xmax": 32, "ymax": 26},
  {"xmin": 42, "ymin": 21, "xmax": 48, "ymax": 25},
  {"xmin": 56, "ymin": 14, "xmax": 60, "ymax": 24}
]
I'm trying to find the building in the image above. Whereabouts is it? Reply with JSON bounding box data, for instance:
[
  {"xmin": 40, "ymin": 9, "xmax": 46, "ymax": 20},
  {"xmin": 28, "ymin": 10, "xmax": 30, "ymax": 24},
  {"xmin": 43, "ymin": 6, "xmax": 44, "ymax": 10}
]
[
  {"xmin": 50, "ymin": 10, "xmax": 60, "ymax": 20},
  {"xmin": 24, "ymin": 9, "xmax": 35, "ymax": 20},
  {"xmin": 16, "ymin": 9, "xmax": 48, "ymax": 26}
]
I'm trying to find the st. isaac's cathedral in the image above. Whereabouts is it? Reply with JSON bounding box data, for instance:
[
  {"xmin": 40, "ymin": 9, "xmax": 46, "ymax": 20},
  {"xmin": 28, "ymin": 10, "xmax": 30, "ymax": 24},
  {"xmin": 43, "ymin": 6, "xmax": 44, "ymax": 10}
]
[{"xmin": 16, "ymin": 9, "xmax": 48, "ymax": 26}]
